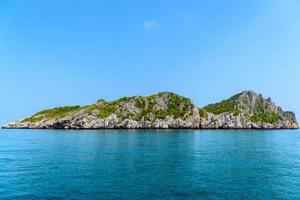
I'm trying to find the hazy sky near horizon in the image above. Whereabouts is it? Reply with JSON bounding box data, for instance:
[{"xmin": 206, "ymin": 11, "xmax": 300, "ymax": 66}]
[{"xmin": 1, "ymin": 0, "xmax": 300, "ymax": 124}]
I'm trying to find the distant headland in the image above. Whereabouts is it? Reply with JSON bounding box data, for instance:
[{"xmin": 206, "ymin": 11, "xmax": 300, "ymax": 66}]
[{"xmin": 2, "ymin": 90, "xmax": 298, "ymax": 129}]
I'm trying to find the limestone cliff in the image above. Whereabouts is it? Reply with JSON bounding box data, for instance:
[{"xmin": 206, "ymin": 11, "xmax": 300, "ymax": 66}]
[{"xmin": 2, "ymin": 91, "xmax": 298, "ymax": 129}]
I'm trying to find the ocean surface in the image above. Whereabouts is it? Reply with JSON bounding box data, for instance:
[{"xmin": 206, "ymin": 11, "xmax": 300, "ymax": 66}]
[{"xmin": 0, "ymin": 129, "xmax": 300, "ymax": 200}]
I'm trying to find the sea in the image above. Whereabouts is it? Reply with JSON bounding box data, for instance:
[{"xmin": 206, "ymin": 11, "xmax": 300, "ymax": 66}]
[{"xmin": 0, "ymin": 129, "xmax": 300, "ymax": 200}]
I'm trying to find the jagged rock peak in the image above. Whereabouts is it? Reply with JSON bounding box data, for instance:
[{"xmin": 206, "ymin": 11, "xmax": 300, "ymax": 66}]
[
  {"xmin": 229, "ymin": 90, "xmax": 266, "ymax": 103},
  {"xmin": 200, "ymin": 90, "xmax": 298, "ymax": 129}
]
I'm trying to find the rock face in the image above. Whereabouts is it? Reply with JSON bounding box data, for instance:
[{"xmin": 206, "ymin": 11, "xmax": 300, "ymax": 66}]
[
  {"xmin": 2, "ymin": 91, "xmax": 298, "ymax": 129},
  {"xmin": 199, "ymin": 91, "xmax": 298, "ymax": 129}
]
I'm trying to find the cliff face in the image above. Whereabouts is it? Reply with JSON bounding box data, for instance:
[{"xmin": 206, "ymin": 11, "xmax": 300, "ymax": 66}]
[{"xmin": 2, "ymin": 91, "xmax": 298, "ymax": 129}]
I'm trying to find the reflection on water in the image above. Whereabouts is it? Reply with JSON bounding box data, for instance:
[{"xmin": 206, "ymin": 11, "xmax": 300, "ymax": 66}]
[{"xmin": 0, "ymin": 129, "xmax": 300, "ymax": 199}]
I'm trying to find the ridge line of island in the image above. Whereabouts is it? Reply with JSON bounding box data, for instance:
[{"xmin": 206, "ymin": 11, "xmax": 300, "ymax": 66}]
[{"xmin": 2, "ymin": 90, "xmax": 298, "ymax": 130}]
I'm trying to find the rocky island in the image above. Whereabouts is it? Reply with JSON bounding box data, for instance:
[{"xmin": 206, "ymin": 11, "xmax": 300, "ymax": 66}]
[{"xmin": 2, "ymin": 90, "xmax": 298, "ymax": 129}]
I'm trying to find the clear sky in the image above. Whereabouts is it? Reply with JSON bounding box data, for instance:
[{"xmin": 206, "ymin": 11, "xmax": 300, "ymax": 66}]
[{"xmin": 1, "ymin": 0, "xmax": 300, "ymax": 125}]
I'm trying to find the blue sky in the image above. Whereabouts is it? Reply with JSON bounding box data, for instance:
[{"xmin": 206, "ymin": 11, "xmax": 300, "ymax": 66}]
[{"xmin": 1, "ymin": 0, "xmax": 300, "ymax": 124}]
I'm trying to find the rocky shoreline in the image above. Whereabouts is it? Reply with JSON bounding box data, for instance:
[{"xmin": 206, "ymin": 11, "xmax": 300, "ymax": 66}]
[{"xmin": 2, "ymin": 91, "xmax": 298, "ymax": 130}]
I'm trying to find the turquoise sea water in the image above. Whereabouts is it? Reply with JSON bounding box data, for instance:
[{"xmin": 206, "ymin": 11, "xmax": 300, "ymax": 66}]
[{"xmin": 0, "ymin": 129, "xmax": 300, "ymax": 200}]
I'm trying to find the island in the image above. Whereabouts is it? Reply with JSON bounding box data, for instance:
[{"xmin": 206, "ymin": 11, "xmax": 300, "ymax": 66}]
[{"xmin": 2, "ymin": 90, "xmax": 298, "ymax": 129}]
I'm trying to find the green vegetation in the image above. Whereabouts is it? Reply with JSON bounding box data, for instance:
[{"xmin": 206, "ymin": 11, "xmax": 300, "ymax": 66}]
[
  {"xmin": 83, "ymin": 96, "xmax": 141, "ymax": 119},
  {"xmin": 202, "ymin": 99, "xmax": 240, "ymax": 116},
  {"xmin": 165, "ymin": 94, "xmax": 191, "ymax": 119},
  {"xmin": 200, "ymin": 92, "xmax": 282, "ymax": 124},
  {"xmin": 22, "ymin": 106, "xmax": 81, "ymax": 122},
  {"xmin": 250, "ymin": 112, "xmax": 281, "ymax": 124},
  {"xmin": 198, "ymin": 108, "xmax": 208, "ymax": 118},
  {"xmin": 96, "ymin": 104, "xmax": 117, "ymax": 119},
  {"xmin": 140, "ymin": 92, "xmax": 192, "ymax": 120},
  {"xmin": 247, "ymin": 98, "xmax": 282, "ymax": 123},
  {"xmin": 96, "ymin": 99, "xmax": 106, "ymax": 103},
  {"xmin": 84, "ymin": 102, "xmax": 118, "ymax": 119},
  {"xmin": 200, "ymin": 93, "xmax": 244, "ymax": 116},
  {"xmin": 85, "ymin": 92, "xmax": 192, "ymax": 121}
]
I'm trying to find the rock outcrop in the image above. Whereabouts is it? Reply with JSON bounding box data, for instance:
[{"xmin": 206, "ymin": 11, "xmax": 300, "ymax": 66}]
[
  {"xmin": 2, "ymin": 91, "xmax": 298, "ymax": 129},
  {"xmin": 199, "ymin": 91, "xmax": 298, "ymax": 129}
]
